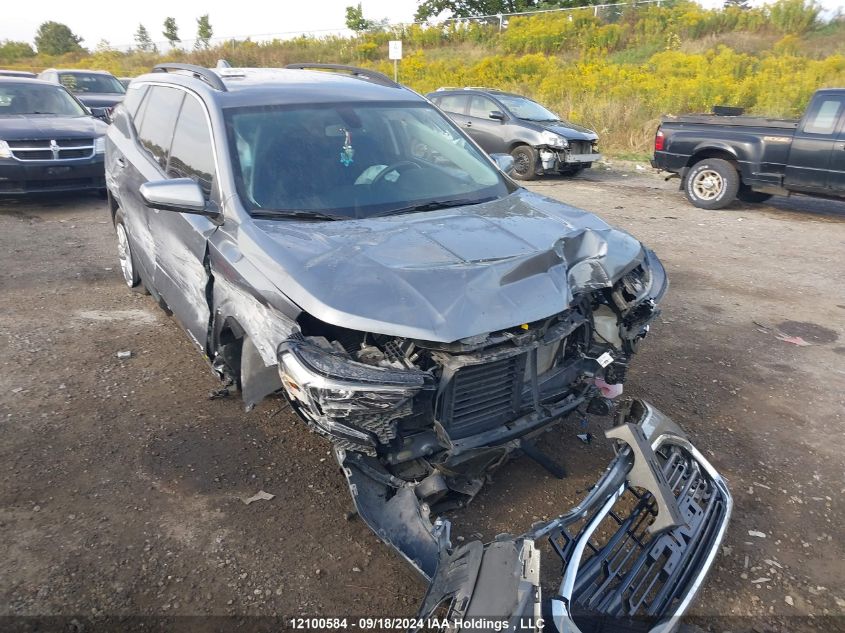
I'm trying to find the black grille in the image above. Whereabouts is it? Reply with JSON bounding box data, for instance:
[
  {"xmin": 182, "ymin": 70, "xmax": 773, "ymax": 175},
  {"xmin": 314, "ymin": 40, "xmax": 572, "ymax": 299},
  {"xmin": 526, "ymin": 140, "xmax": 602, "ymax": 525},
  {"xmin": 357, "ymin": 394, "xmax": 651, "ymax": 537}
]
[
  {"xmin": 549, "ymin": 445, "xmax": 729, "ymax": 628},
  {"xmin": 569, "ymin": 140, "xmax": 595, "ymax": 155},
  {"xmin": 7, "ymin": 138, "xmax": 94, "ymax": 161},
  {"xmin": 438, "ymin": 354, "xmax": 525, "ymax": 438}
]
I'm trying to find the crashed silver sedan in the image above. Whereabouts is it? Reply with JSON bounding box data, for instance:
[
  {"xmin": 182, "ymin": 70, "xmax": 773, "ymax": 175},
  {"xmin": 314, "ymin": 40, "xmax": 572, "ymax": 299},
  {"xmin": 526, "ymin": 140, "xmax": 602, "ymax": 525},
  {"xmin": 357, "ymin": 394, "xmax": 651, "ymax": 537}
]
[{"xmin": 105, "ymin": 63, "xmax": 731, "ymax": 631}]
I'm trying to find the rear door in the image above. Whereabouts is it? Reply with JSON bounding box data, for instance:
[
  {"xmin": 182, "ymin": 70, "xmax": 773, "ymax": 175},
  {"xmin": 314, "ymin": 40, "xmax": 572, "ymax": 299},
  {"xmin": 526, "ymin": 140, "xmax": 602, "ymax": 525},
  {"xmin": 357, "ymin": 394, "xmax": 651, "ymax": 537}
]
[
  {"xmin": 784, "ymin": 94, "xmax": 845, "ymax": 191},
  {"xmin": 433, "ymin": 93, "xmax": 471, "ymax": 131},
  {"xmin": 147, "ymin": 91, "xmax": 219, "ymax": 352},
  {"xmin": 465, "ymin": 95, "xmax": 508, "ymax": 153}
]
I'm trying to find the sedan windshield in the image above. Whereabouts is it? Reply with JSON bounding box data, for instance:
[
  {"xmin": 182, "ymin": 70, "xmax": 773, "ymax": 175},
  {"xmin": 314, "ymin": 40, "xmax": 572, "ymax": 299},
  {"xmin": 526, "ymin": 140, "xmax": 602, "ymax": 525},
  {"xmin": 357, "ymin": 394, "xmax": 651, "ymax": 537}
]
[
  {"xmin": 0, "ymin": 83, "xmax": 87, "ymax": 117},
  {"xmin": 225, "ymin": 102, "xmax": 513, "ymax": 220},
  {"xmin": 496, "ymin": 95, "xmax": 559, "ymax": 122},
  {"xmin": 59, "ymin": 72, "xmax": 125, "ymax": 95}
]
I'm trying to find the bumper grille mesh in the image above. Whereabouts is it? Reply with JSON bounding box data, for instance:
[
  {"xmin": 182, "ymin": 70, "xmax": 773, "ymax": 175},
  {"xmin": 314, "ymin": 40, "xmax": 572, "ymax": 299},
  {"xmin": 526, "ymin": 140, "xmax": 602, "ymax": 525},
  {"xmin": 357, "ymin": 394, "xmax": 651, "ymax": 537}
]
[{"xmin": 550, "ymin": 445, "xmax": 729, "ymax": 628}]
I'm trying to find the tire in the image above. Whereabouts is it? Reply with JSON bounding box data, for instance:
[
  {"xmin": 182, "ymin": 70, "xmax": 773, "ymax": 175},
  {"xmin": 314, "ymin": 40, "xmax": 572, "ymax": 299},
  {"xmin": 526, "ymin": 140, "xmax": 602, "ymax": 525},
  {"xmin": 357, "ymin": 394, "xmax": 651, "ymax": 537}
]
[
  {"xmin": 684, "ymin": 158, "xmax": 740, "ymax": 210},
  {"xmin": 510, "ymin": 145, "xmax": 539, "ymax": 181},
  {"xmin": 737, "ymin": 187, "xmax": 773, "ymax": 204},
  {"xmin": 114, "ymin": 210, "xmax": 146, "ymax": 293}
]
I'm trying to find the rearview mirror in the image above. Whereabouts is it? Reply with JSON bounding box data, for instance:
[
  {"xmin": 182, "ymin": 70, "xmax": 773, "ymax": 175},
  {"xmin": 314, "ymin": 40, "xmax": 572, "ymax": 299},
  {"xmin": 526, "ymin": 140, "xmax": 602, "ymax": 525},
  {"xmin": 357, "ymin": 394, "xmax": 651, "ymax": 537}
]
[
  {"xmin": 89, "ymin": 107, "xmax": 111, "ymax": 123},
  {"xmin": 490, "ymin": 153, "xmax": 515, "ymax": 175},
  {"xmin": 140, "ymin": 179, "xmax": 219, "ymax": 218},
  {"xmin": 489, "ymin": 110, "xmax": 505, "ymax": 121}
]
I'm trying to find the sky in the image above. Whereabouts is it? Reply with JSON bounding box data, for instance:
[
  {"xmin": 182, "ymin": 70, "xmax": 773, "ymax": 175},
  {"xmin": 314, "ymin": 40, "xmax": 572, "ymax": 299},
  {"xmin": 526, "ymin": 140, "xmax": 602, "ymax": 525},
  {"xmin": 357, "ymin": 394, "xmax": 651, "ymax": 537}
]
[
  {"xmin": 2, "ymin": 0, "xmax": 420, "ymax": 50},
  {"xmin": 2, "ymin": 0, "xmax": 844, "ymax": 50}
]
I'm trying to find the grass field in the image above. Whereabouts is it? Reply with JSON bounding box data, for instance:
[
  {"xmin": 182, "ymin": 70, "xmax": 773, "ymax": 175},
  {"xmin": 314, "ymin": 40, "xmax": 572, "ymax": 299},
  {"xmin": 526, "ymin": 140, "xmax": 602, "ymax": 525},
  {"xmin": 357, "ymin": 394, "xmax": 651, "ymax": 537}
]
[{"xmin": 3, "ymin": 0, "xmax": 844, "ymax": 154}]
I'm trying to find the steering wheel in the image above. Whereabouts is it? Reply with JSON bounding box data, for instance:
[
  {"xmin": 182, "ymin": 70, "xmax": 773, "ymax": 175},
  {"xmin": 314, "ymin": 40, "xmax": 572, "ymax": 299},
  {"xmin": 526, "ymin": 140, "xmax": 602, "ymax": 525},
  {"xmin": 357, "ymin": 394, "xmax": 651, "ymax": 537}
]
[{"xmin": 370, "ymin": 161, "xmax": 422, "ymax": 186}]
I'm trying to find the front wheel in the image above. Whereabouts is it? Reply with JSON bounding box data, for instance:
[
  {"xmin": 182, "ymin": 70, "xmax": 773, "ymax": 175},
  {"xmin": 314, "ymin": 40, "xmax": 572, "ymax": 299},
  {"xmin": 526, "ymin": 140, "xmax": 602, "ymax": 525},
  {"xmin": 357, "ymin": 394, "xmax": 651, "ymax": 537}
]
[
  {"xmin": 114, "ymin": 210, "xmax": 146, "ymax": 293},
  {"xmin": 510, "ymin": 145, "xmax": 539, "ymax": 181},
  {"xmin": 685, "ymin": 158, "xmax": 740, "ymax": 210}
]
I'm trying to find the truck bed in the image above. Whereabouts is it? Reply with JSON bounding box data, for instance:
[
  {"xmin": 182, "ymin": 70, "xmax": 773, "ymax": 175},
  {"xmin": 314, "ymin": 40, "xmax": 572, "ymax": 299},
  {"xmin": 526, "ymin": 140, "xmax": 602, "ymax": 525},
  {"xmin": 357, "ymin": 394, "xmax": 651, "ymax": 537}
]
[{"xmin": 661, "ymin": 114, "xmax": 798, "ymax": 129}]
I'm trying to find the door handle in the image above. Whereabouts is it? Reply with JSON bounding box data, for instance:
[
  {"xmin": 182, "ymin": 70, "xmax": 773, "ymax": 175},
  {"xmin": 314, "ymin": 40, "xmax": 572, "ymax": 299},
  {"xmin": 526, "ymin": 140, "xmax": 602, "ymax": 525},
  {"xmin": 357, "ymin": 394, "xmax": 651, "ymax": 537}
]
[
  {"xmin": 836, "ymin": 142, "xmax": 845, "ymax": 150},
  {"xmin": 116, "ymin": 157, "xmax": 126, "ymax": 168},
  {"xmin": 465, "ymin": 121, "xmax": 472, "ymax": 128}
]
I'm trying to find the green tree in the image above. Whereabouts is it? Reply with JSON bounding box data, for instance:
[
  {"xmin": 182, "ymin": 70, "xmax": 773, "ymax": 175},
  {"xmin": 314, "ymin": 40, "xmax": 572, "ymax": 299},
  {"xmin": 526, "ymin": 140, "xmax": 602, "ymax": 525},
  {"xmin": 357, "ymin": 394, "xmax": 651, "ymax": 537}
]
[
  {"xmin": 195, "ymin": 14, "xmax": 213, "ymax": 50},
  {"xmin": 345, "ymin": 3, "xmax": 373, "ymax": 32},
  {"xmin": 163, "ymin": 17, "xmax": 181, "ymax": 47},
  {"xmin": 0, "ymin": 40, "xmax": 36, "ymax": 61},
  {"xmin": 34, "ymin": 21, "xmax": 84, "ymax": 55},
  {"xmin": 134, "ymin": 24, "xmax": 157, "ymax": 53},
  {"xmin": 414, "ymin": 0, "xmax": 602, "ymax": 21}
]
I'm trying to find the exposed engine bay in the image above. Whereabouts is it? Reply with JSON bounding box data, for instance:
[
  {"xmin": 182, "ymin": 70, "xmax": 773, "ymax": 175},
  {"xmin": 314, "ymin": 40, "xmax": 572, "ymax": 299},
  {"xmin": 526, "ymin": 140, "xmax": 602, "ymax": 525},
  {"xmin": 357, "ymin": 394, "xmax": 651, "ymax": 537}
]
[{"xmin": 278, "ymin": 263, "xmax": 660, "ymax": 518}]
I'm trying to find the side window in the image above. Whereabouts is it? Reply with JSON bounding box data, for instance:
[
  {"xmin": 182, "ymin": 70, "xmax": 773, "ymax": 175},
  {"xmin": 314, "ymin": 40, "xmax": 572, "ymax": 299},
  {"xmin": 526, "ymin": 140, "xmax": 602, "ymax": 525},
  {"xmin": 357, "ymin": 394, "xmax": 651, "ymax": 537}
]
[
  {"xmin": 438, "ymin": 95, "xmax": 468, "ymax": 115},
  {"xmin": 167, "ymin": 95, "xmax": 216, "ymax": 198},
  {"xmin": 122, "ymin": 84, "xmax": 148, "ymax": 119},
  {"xmin": 468, "ymin": 96, "xmax": 498, "ymax": 119},
  {"xmin": 136, "ymin": 86, "xmax": 184, "ymax": 170},
  {"xmin": 803, "ymin": 97, "xmax": 844, "ymax": 135}
]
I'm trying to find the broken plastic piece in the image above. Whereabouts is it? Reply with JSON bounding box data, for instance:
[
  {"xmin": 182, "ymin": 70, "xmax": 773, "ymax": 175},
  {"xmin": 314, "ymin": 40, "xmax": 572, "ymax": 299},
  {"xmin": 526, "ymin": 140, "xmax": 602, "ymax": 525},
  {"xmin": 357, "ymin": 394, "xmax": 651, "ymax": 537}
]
[
  {"xmin": 241, "ymin": 490, "xmax": 275, "ymax": 505},
  {"xmin": 775, "ymin": 333, "xmax": 811, "ymax": 346},
  {"xmin": 594, "ymin": 377, "xmax": 623, "ymax": 398},
  {"xmin": 604, "ymin": 422, "xmax": 685, "ymax": 533}
]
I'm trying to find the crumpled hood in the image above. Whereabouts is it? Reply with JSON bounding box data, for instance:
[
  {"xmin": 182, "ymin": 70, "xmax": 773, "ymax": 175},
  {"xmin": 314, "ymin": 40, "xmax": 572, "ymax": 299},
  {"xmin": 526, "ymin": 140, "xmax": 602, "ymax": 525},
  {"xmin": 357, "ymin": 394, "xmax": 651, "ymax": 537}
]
[
  {"xmin": 537, "ymin": 120, "xmax": 598, "ymax": 142},
  {"xmin": 245, "ymin": 189, "xmax": 647, "ymax": 342},
  {"xmin": 0, "ymin": 115, "xmax": 107, "ymax": 140}
]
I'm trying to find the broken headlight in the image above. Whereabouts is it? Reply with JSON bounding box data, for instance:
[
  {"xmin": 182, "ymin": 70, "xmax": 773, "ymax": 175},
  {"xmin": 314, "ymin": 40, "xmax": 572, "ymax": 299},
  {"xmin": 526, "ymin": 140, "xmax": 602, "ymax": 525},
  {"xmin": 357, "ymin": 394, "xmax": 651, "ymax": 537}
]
[
  {"xmin": 611, "ymin": 249, "xmax": 667, "ymax": 312},
  {"xmin": 278, "ymin": 340, "xmax": 429, "ymax": 419},
  {"xmin": 539, "ymin": 131, "xmax": 568, "ymax": 149}
]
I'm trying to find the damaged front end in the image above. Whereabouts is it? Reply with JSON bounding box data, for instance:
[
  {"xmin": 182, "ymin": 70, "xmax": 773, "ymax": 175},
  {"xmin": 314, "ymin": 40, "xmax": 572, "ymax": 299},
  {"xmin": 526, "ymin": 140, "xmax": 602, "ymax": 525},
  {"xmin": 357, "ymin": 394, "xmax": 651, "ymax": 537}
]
[
  {"xmin": 395, "ymin": 402, "xmax": 731, "ymax": 633},
  {"xmin": 266, "ymin": 238, "xmax": 728, "ymax": 629}
]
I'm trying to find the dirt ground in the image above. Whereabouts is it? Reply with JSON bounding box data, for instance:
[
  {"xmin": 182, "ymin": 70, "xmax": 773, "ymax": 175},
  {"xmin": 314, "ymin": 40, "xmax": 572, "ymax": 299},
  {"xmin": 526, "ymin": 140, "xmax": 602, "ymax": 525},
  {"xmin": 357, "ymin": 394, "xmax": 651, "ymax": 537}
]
[{"xmin": 1, "ymin": 162, "xmax": 843, "ymax": 633}]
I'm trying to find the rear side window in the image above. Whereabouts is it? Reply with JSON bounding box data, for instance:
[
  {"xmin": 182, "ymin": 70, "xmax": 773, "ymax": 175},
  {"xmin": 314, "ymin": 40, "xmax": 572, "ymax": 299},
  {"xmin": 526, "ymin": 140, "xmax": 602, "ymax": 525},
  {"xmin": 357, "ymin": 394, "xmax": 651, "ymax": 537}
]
[
  {"xmin": 438, "ymin": 95, "xmax": 468, "ymax": 115},
  {"xmin": 167, "ymin": 95, "xmax": 215, "ymax": 198},
  {"xmin": 469, "ymin": 96, "xmax": 498, "ymax": 119},
  {"xmin": 122, "ymin": 84, "xmax": 148, "ymax": 120},
  {"xmin": 803, "ymin": 97, "xmax": 844, "ymax": 135},
  {"xmin": 136, "ymin": 86, "xmax": 184, "ymax": 170}
]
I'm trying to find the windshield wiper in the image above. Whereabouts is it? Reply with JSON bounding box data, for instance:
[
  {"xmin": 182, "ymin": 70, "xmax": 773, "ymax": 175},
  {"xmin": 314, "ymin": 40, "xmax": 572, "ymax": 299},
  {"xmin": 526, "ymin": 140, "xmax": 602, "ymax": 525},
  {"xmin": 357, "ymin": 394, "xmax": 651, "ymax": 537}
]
[
  {"xmin": 250, "ymin": 209, "xmax": 347, "ymax": 221},
  {"xmin": 372, "ymin": 197, "xmax": 495, "ymax": 218}
]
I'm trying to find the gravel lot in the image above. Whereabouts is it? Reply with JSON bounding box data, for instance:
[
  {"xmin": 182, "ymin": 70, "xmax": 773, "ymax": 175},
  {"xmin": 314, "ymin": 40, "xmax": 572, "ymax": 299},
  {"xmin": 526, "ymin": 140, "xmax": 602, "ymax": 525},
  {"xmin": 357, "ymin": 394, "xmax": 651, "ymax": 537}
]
[{"xmin": 1, "ymin": 163, "xmax": 843, "ymax": 632}]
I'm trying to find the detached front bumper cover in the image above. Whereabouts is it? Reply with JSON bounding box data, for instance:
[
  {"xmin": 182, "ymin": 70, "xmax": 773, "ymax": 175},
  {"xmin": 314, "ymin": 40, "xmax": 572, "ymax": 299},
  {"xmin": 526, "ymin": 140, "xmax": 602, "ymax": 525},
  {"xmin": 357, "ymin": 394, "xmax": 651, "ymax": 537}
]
[{"xmin": 338, "ymin": 400, "xmax": 731, "ymax": 633}]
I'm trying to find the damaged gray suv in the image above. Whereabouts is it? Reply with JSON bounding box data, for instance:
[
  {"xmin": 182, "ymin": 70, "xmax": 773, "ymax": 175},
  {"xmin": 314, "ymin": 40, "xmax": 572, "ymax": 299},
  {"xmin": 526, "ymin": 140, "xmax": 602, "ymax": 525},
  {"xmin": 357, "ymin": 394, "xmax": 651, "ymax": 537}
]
[{"xmin": 106, "ymin": 62, "xmax": 731, "ymax": 631}]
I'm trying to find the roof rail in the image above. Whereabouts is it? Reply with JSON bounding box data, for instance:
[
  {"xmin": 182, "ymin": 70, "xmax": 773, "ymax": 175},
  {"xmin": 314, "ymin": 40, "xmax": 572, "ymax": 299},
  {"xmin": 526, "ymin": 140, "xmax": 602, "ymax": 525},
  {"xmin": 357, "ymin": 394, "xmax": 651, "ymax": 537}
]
[
  {"xmin": 435, "ymin": 86, "xmax": 500, "ymax": 92},
  {"xmin": 152, "ymin": 63, "xmax": 227, "ymax": 92},
  {"xmin": 285, "ymin": 63, "xmax": 400, "ymax": 88}
]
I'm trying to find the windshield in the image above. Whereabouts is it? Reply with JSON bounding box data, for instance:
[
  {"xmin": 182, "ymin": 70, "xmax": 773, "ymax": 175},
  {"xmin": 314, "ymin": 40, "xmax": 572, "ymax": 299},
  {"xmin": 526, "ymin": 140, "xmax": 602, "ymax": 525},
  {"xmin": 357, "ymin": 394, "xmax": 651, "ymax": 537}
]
[
  {"xmin": 225, "ymin": 102, "xmax": 513, "ymax": 220},
  {"xmin": 59, "ymin": 72, "xmax": 125, "ymax": 95},
  {"xmin": 496, "ymin": 95, "xmax": 559, "ymax": 122},
  {"xmin": 0, "ymin": 82, "xmax": 87, "ymax": 116}
]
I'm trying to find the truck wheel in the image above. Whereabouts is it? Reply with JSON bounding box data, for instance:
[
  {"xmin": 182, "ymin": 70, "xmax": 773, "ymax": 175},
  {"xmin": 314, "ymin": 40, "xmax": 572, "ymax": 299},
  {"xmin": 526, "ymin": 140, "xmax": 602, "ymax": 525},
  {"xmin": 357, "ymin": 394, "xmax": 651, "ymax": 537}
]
[
  {"xmin": 114, "ymin": 210, "xmax": 146, "ymax": 294},
  {"xmin": 737, "ymin": 187, "xmax": 773, "ymax": 203},
  {"xmin": 510, "ymin": 145, "xmax": 539, "ymax": 181},
  {"xmin": 685, "ymin": 158, "xmax": 740, "ymax": 210}
]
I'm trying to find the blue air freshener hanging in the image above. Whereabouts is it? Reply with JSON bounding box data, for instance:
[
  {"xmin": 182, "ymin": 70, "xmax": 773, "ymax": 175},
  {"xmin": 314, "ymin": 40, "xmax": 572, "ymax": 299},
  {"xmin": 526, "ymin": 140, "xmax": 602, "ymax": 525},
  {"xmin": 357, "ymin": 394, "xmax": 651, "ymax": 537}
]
[{"xmin": 339, "ymin": 129, "xmax": 355, "ymax": 167}]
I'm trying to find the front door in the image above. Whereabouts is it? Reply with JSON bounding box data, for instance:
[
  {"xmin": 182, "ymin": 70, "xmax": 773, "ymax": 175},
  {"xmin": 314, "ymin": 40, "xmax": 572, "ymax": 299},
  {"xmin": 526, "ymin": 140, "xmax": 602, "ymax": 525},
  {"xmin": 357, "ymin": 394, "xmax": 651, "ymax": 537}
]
[
  {"xmin": 146, "ymin": 90, "xmax": 219, "ymax": 353},
  {"xmin": 784, "ymin": 95, "xmax": 845, "ymax": 192}
]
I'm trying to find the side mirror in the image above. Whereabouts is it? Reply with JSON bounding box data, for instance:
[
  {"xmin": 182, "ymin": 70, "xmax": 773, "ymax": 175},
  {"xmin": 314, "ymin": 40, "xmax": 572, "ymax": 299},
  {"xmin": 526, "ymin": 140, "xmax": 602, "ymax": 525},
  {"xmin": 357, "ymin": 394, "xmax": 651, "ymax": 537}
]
[
  {"xmin": 89, "ymin": 107, "xmax": 111, "ymax": 123},
  {"xmin": 140, "ymin": 179, "xmax": 219, "ymax": 218},
  {"xmin": 489, "ymin": 110, "xmax": 505, "ymax": 121},
  {"xmin": 490, "ymin": 153, "xmax": 515, "ymax": 175}
]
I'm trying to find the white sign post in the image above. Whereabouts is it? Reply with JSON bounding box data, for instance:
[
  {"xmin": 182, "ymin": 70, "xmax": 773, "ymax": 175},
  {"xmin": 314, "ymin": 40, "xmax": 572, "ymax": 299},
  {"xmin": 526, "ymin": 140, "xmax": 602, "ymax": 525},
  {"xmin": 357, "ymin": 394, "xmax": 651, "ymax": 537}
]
[{"xmin": 388, "ymin": 40, "xmax": 402, "ymax": 83}]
